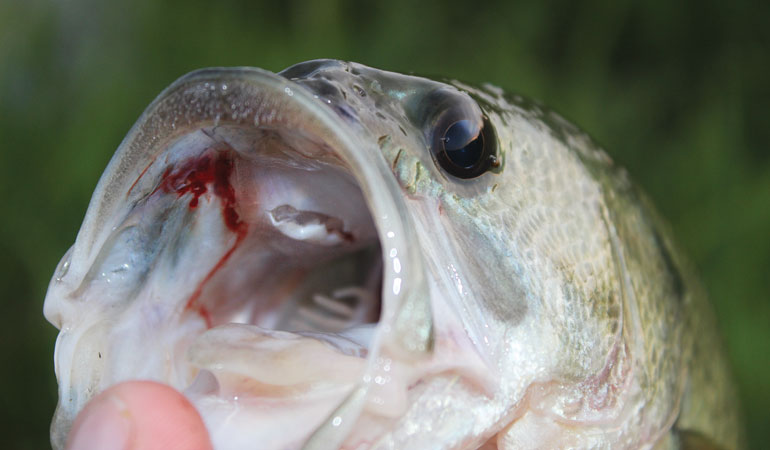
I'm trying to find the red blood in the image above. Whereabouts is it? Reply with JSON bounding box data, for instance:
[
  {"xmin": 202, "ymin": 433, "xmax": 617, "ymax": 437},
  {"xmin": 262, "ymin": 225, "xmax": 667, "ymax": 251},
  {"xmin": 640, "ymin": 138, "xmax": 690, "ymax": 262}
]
[
  {"xmin": 127, "ymin": 159, "xmax": 156, "ymax": 197},
  {"xmin": 183, "ymin": 233, "xmax": 244, "ymax": 328},
  {"xmin": 197, "ymin": 305, "xmax": 213, "ymax": 330},
  {"xmin": 158, "ymin": 151, "xmax": 244, "ymax": 233},
  {"xmin": 157, "ymin": 150, "xmax": 248, "ymax": 327}
]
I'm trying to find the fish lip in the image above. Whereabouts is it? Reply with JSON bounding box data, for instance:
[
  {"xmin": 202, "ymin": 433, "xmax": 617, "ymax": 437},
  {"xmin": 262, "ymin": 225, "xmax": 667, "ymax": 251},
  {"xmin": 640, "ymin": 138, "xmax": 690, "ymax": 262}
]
[{"xmin": 45, "ymin": 66, "xmax": 434, "ymax": 447}]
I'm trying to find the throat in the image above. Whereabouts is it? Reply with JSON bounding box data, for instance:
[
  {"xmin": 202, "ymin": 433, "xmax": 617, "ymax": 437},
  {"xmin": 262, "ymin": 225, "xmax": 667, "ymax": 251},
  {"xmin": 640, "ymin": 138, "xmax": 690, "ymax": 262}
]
[{"xmin": 132, "ymin": 128, "xmax": 383, "ymax": 351}]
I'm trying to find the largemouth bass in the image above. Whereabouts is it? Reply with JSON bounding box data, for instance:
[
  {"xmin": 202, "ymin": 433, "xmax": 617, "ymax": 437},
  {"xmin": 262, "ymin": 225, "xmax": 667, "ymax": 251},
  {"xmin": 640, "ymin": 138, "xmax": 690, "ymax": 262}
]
[{"xmin": 43, "ymin": 60, "xmax": 743, "ymax": 449}]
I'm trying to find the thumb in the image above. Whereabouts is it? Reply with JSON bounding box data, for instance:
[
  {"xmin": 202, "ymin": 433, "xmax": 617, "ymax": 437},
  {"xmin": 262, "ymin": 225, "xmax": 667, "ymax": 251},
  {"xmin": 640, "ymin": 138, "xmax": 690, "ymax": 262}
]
[{"xmin": 66, "ymin": 380, "xmax": 213, "ymax": 450}]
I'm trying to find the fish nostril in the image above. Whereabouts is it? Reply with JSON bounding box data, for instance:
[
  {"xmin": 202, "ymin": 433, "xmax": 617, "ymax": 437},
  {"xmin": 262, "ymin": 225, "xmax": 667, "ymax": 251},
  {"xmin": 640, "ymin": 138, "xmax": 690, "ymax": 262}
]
[
  {"xmin": 298, "ymin": 79, "xmax": 343, "ymax": 100},
  {"xmin": 283, "ymin": 77, "xmax": 361, "ymax": 124},
  {"xmin": 278, "ymin": 59, "xmax": 345, "ymax": 81}
]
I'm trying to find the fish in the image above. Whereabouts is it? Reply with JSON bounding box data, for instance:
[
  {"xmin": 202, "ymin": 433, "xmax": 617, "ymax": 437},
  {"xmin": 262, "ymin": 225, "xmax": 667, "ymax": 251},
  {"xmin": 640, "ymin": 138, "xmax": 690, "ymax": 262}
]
[{"xmin": 43, "ymin": 60, "xmax": 744, "ymax": 449}]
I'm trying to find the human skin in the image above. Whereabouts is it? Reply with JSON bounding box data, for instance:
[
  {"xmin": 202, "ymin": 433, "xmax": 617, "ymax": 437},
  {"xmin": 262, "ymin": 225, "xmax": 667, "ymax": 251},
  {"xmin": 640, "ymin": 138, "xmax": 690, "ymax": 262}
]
[{"xmin": 65, "ymin": 381, "xmax": 213, "ymax": 450}]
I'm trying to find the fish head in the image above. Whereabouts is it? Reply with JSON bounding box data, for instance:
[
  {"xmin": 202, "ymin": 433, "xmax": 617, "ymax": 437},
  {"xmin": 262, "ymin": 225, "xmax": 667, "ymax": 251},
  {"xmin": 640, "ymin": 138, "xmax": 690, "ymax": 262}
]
[{"xmin": 44, "ymin": 60, "xmax": 643, "ymax": 449}]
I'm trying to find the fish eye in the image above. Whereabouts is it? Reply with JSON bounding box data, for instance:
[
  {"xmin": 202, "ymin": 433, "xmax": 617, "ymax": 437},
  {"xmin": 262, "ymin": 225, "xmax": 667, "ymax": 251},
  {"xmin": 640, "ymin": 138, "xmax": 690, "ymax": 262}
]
[{"xmin": 431, "ymin": 112, "xmax": 498, "ymax": 179}]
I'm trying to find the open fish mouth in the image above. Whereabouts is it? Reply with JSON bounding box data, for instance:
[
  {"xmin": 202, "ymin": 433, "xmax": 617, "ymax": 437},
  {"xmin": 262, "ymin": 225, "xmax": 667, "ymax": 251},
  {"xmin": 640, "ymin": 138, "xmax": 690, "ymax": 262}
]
[
  {"xmin": 144, "ymin": 114, "xmax": 384, "ymax": 375},
  {"xmin": 140, "ymin": 112, "xmax": 384, "ymax": 347},
  {"xmin": 45, "ymin": 67, "xmax": 433, "ymax": 448}
]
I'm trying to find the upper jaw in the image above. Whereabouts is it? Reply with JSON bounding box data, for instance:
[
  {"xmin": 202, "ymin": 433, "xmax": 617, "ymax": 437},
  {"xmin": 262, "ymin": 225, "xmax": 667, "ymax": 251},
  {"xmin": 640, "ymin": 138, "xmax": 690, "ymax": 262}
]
[{"xmin": 43, "ymin": 66, "xmax": 440, "ymax": 448}]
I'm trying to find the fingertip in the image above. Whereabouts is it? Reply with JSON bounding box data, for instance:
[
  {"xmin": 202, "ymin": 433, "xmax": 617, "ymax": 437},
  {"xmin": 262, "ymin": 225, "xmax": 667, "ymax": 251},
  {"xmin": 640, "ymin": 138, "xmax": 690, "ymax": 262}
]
[
  {"xmin": 67, "ymin": 381, "xmax": 212, "ymax": 450},
  {"xmin": 65, "ymin": 389, "xmax": 133, "ymax": 450}
]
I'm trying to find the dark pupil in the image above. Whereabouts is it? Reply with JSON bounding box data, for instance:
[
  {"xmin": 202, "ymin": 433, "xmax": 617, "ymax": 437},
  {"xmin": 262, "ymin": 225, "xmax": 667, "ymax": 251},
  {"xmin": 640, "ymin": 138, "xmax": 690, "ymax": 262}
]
[{"xmin": 442, "ymin": 120, "xmax": 483, "ymax": 169}]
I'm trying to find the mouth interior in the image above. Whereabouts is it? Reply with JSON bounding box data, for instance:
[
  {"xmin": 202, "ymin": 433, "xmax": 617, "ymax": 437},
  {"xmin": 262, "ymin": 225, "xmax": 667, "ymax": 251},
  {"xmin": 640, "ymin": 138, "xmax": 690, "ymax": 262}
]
[{"xmin": 153, "ymin": 124, "xmax": 383, "ymax": 358}]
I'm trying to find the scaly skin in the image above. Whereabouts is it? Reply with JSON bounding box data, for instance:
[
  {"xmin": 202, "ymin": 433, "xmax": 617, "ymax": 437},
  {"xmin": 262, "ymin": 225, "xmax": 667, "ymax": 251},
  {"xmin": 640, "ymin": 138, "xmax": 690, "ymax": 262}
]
[{"xmin": 324, "ymin": 62, "xmax": 744, "ymax": 448}]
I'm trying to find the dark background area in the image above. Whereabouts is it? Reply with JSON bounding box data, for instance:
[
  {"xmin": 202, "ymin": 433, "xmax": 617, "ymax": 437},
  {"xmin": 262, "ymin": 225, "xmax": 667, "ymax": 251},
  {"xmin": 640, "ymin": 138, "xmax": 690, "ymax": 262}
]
[{"xmin": 1, "ymin": 0, "xmax": 767, "ymax": 448}]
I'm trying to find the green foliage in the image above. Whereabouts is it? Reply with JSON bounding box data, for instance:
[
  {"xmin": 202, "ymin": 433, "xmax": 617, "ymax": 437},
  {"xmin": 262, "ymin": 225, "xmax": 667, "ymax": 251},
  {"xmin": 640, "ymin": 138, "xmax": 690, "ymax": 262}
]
[{"xmin": 0, "ymin": 0, "xmax": 767, "ymax": 448}]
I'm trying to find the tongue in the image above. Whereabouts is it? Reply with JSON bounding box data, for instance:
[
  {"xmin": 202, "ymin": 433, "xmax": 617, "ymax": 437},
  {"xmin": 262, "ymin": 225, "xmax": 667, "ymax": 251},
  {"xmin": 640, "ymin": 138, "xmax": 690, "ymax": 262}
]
[
  {"xmin": 297, "ymin": 323, "xmax": 378, "ymax": 358},
  {"xmin": 186, "ymin": 323, "xmax": 367, "ymax": 395},
  {"xmin": 186, "ymin": 323, "xmax": 414, "ymax": 420}
]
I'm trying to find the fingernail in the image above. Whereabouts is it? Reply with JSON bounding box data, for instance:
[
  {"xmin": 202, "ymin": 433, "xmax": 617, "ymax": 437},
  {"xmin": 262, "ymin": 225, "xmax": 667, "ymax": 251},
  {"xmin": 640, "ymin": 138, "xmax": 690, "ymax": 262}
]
[{"xmin": 66, "ymin": 394, "xmax": 133, "ymax": 450}]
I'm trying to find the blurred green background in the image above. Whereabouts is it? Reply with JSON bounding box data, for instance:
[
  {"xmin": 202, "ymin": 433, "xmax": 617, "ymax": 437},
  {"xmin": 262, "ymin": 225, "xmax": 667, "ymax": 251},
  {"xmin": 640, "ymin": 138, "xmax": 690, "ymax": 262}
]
[{"xmin": 1, "ymin": 0, "xmax": 767, "ymax": 448}]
